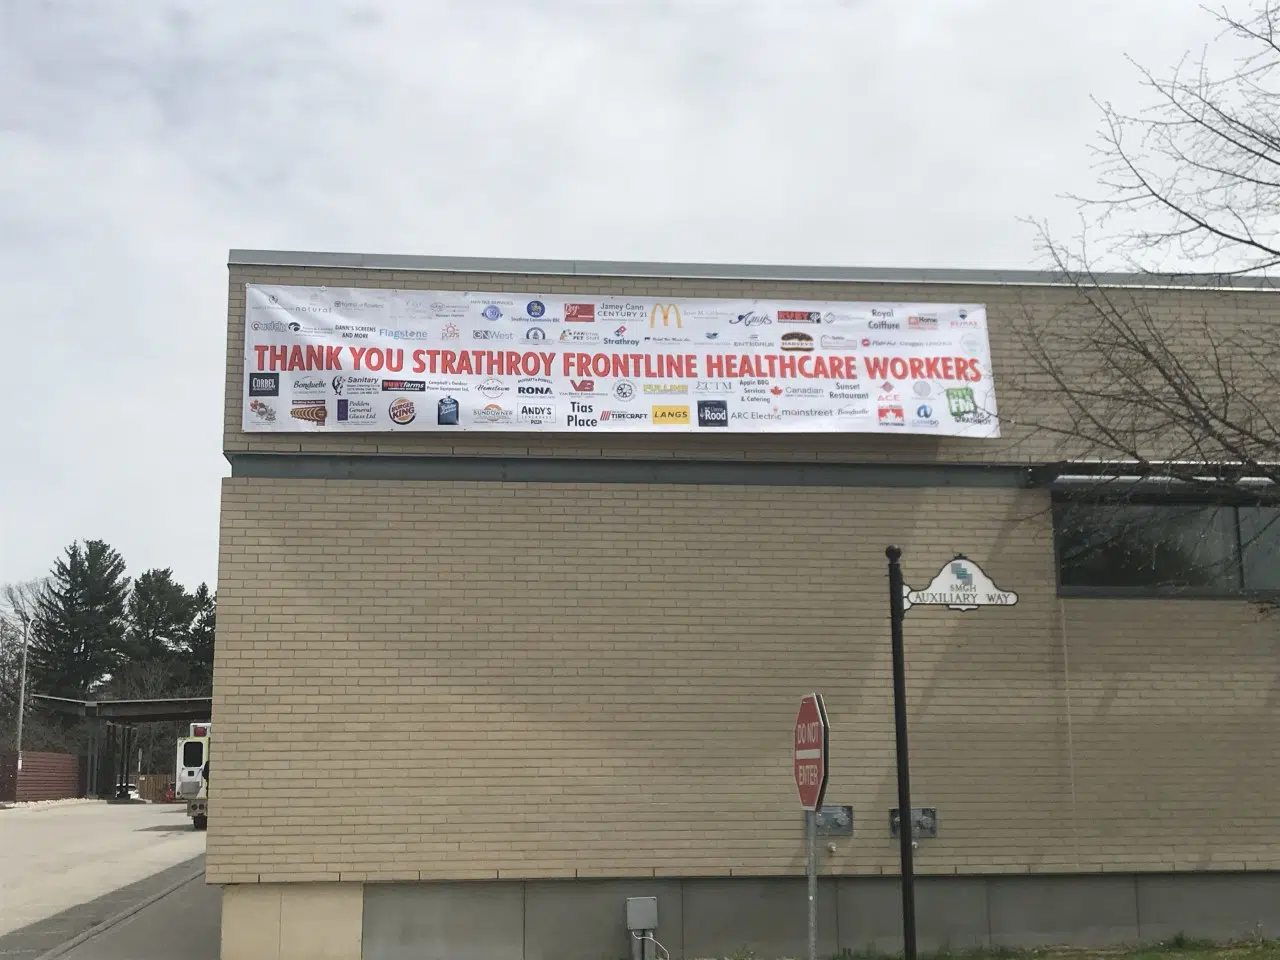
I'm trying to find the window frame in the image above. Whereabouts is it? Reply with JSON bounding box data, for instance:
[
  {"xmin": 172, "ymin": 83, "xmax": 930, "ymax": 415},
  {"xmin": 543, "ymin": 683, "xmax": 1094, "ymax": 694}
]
[{"xmin": 1051, "ymin": 491, "xmax": 1280, "ymax": 601}]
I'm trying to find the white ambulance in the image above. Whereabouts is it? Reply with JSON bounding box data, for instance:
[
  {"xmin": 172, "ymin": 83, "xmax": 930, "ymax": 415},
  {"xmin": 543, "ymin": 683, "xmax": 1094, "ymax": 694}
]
[{"xmin": 175, "ymin": 722, "xmax": 210, "ymax": 831}]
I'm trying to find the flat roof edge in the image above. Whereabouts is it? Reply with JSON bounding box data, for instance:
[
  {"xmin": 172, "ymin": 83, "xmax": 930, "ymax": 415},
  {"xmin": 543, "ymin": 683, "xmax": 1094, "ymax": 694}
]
[{"xmin": 226, "ymin": 249, "xmax": 1280, "ymax": 291}]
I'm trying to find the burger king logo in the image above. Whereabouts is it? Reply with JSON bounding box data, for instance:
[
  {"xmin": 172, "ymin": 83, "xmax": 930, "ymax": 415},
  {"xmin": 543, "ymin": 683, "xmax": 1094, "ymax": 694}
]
[{"xmin": 388, "ymin": 397, "xmax": 416, "ymax": 425}]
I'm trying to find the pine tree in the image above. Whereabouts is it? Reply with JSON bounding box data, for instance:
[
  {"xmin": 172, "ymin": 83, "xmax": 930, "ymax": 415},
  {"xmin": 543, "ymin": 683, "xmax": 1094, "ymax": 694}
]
[
  {"xmin": 186, "ymin": 583, "xmax": 216, "ymax": 693},
  {"xmin": 29, "ymin": 541, "xmax": 130, "ymax": 698},
  {"xmin": 124, "ymin": 568, "xmax": 194, "ymax": 664}
]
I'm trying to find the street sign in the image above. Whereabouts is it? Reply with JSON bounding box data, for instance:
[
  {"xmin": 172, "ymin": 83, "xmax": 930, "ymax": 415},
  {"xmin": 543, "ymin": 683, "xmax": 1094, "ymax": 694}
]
[{"xmin": 793, "ymin": 693, "xmax": 829, "ymax": 811}]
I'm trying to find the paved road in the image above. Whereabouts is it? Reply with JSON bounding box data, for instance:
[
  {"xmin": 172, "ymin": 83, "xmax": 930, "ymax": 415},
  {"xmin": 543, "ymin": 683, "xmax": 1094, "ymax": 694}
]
[
  {"xmin": 60, "ymin": 872, "xmax": 221, "ymax": 960},
  {"xmin": 0, "ymin": 800, "xmax": 206, "ymax": 959}
]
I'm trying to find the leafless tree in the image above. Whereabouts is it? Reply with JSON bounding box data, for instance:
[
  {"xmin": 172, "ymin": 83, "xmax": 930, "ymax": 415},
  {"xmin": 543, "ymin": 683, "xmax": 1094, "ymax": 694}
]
[{"xmin": 1016, "ymin": 2, "xmax": 1280, "ymax": 604}]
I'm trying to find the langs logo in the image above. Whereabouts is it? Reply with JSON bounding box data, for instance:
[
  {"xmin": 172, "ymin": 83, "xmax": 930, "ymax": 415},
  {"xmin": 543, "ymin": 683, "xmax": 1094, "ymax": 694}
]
[
  {"xmin": 650, "ymin": 304, "xmax": 682, "ymax": 329},
  {"xmin": 697, "ymin": 400, "xmax": 728, "ymax": 427},
  {"xmin": 652, "ymin": 404, "xmax": 691, "ymax": 425},
  {"xmin": 248, "ymin": 373, "xmax": 279, "ymax": 397}
]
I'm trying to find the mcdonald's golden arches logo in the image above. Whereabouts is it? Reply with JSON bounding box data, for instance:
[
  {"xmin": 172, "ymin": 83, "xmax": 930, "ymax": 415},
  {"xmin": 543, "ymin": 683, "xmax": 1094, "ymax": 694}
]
[{"xmin": 650, "ymin": 304, "xmax": 682, "ymax": 329}]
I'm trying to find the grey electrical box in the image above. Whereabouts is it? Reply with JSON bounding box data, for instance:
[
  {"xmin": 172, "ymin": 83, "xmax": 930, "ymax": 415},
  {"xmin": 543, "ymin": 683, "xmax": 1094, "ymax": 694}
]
[
  {"xmin": 890, "ymin": 807, "xmax": 938, "ymax": 839},
  {"xmin": 626, "ymin": 897, "xmax": 658, "ymax": 931},
  {"xmin": 815, "ymin": 804, "xmax": 854, "ymax": 836}
]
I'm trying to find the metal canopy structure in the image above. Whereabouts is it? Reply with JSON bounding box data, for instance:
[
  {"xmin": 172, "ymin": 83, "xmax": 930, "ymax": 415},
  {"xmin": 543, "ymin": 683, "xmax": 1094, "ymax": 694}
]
[
  {"xmin": 31, "ymin": 695, "xmax": 212, "ymax": 798},
  {"xmin": 32, "ymin": 694, "xmax": 213, "ymax": 724}
]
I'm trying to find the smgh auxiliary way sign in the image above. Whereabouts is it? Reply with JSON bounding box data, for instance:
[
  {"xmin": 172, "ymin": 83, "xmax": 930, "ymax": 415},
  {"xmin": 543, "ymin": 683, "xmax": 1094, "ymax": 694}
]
[{"xmin": 902, "ymin": 555, "xmax": 1018, "ymax": 612}]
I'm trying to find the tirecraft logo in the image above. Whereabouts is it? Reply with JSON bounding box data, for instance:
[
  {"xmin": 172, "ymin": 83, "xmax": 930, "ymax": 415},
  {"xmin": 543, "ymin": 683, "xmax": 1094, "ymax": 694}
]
[
  {"xmin": 381, "ymin": 379, "xmax": 426, "ymax": 392},
  {"xmin": 652, "ymin": 405, "xmax": 690, "ymax": 425},
  {"xmin": 567, "ymin": 400, "xmax": 598, "ymax": 427},
  {"xmin": 388, "ymin": 398, "xmax": 416, "ymax": 425},
  {"xmin": 599, "ymin": 410, "xmax": 647, "ymax": 421},
  {"xmin": 290, "ymin": 400, "xmax": 327, "ymax": 426},
  {"xmin": 697, "ymin": 400, "xmax": 728, "ymax": 427},
  {"xmin": 248, "ymin": 373, "xmax": 279, "ymax": 397},
  {"xmin": 650, "ymin": 304, "xmax": 681, "ymax": 328}
]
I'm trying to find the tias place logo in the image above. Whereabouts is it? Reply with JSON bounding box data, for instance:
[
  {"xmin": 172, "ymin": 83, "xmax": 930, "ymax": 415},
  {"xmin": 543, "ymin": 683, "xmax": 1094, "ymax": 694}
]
[
  {"xmin": 652, "ymin": 405, "xmax": 690, "ymax": 425},
  {"xmin": 388, "ymin": 398, "xmax": 416, "ymax": 425}
]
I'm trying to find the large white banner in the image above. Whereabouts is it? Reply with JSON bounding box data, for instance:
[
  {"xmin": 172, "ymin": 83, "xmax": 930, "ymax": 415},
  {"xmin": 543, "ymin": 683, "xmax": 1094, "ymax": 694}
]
[{"xmin": 242, "ymin": 284, "xmax": 999, "ymax": 436}]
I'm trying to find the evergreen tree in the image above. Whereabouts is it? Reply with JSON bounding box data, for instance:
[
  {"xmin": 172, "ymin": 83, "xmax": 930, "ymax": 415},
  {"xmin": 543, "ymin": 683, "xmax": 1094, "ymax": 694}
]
[
  {"xmin": 29, "ymin": 541, "xmax": 130, "ymax": 698},
  {"xmin": 186, "ymin": 583, "xmax": 216, "ymax": 692},
  {"xmin": 124, "ymin": 568, "xmax": 194, "ymax": 664}
]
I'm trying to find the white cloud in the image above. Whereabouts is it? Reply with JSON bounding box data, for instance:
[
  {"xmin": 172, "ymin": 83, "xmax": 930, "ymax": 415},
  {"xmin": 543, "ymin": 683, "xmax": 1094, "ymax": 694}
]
[{"xmin": 0, "ymin": 0, "xmax": 1223, "ymax": 588}]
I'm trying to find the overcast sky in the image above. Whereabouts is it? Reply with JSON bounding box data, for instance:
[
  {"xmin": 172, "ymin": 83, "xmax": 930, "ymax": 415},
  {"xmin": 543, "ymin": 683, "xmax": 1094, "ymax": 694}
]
[{"xmin": 0, "ymin": 0, "xmax": 1229, "ymax": 593}]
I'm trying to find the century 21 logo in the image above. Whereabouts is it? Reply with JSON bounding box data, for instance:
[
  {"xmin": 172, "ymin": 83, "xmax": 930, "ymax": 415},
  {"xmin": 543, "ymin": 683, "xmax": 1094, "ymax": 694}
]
[{"xmin": 650, "ymin": 304, "xmax": 682, "ymax": 329}]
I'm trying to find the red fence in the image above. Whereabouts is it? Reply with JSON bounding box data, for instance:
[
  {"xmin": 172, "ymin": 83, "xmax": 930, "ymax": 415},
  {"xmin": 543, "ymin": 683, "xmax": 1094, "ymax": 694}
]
[{"xmin": 0, "ymin": 751, "xmax": 85, "ymax": 802}]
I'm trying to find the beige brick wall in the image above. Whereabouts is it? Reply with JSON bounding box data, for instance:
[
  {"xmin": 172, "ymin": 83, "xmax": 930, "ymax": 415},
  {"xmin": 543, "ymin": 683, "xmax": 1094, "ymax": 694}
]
[
  {"xmin": 222, "ymin": 264, "xmax": 1275, "ymax": 463},
  {"xmin": 207, "ymin": 478, "xmax": 1279, "ymax": 883}
]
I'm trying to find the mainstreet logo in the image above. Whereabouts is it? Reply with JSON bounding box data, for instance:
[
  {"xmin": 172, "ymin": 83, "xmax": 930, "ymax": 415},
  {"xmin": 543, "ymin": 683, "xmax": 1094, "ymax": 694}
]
[{"xmin": 902, "ymin": 556, "xmax": 1018, "ymax": 612}]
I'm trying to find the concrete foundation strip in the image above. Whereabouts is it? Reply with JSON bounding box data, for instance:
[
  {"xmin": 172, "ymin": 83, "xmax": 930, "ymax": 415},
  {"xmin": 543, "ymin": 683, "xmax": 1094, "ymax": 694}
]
[{"xmin": 34, "ymin": 863, "xmax": 207, "ymax": 960}]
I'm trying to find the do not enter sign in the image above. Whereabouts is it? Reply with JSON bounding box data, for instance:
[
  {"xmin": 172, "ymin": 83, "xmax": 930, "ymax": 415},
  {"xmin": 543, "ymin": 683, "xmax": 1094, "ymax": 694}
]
[{"xmin": 794, "ymin": 693, "xmax": 829, "ymax": 811}]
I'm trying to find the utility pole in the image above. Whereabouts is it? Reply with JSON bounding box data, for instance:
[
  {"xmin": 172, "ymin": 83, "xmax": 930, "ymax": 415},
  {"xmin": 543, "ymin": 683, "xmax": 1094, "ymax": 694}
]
[{"xmin": 16, "ymin": 617, "xmax": 30, "ymax": 771}]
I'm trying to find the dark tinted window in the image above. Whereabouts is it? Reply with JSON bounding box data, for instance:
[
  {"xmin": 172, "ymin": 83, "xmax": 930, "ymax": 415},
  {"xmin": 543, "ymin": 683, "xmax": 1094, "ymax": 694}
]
[
  {"xmin": 1240, "ymin": 506, "xmax": 1280, "ymax": 591},
  {"xmin": 1054, "ymin": 502, "xmax": 1240, "ymax": 592},
  {"xmin": 182, "ymin": 741, "xmax": 203, "ymax": 768}
]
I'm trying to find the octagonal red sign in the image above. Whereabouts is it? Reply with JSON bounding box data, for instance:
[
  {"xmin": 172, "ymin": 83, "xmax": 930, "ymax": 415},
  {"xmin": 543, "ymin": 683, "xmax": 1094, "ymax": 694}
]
[{"xmin": 794, "ymin": 693, "xmax": 829, "ymax": 811}]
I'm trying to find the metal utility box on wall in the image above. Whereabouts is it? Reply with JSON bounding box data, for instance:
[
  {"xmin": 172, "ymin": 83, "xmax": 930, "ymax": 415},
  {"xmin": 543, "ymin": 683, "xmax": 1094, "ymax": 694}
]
[{"xmin": 626, "ymin": 896, "xmax": 658, "ymax": 931}]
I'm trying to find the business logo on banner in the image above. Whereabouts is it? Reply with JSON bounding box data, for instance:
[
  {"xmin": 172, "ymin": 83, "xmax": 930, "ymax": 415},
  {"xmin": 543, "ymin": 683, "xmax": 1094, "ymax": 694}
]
[
  {"xmin": 240, "ymin": 284, "xmax": 999, "ymax": 436},
  {"xmin": 901, "ymin": 556, "xmax": 1018, "ymax": 612}
]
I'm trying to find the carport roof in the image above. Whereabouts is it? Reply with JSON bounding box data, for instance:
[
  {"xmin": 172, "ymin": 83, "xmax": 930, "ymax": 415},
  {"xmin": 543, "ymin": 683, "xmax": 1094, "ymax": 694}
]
[{"xmin": 32, "ymin": 695, "xmax": 212, "ymax": 724}]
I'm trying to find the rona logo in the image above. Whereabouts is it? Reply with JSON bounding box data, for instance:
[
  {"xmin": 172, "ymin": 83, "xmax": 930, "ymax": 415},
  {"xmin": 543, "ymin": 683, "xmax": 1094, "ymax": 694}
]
[
  {"xmin": 651, "ymin": 404, "xmax": 690, "ymax": 425},
  {"xmin": 650, "ymin": 304, "xmax": 682, "ymax": 329}
]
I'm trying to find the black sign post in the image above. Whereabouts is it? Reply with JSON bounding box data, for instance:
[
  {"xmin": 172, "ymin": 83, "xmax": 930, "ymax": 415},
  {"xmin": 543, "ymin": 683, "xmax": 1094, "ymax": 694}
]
[{"xmin": 886, "ymin": 545, "xmax": 918, "ymax": 960}]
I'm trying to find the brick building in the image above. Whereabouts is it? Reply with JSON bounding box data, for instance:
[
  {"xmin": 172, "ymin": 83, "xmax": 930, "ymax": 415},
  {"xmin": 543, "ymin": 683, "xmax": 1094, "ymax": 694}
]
[{"xmin": 212, "ymin": 251, "xmax": 1280, "ymax": 960}]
